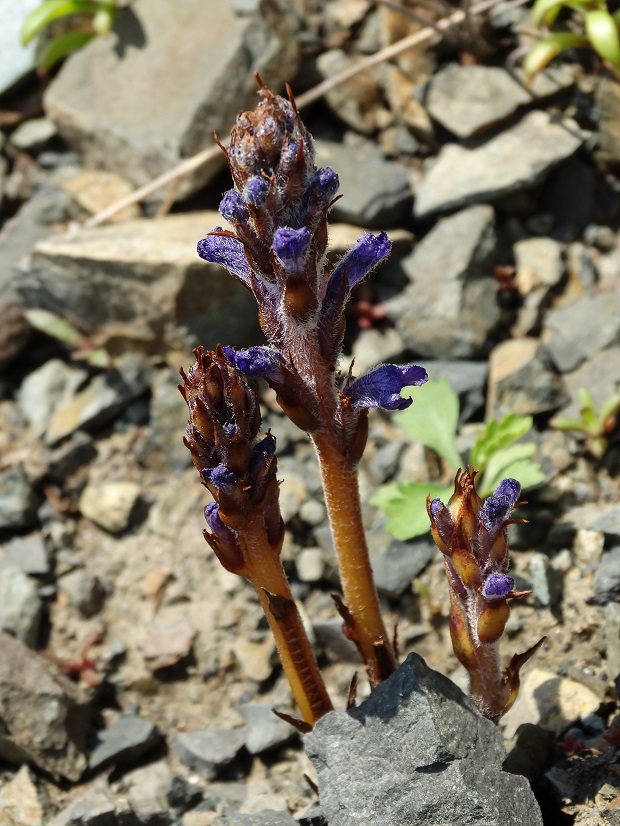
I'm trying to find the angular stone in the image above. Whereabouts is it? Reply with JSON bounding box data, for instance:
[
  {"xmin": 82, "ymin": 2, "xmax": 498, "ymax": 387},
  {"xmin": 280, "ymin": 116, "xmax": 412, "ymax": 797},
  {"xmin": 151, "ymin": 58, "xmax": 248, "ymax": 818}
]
[
  {"xmin": 594, "ymin": 547, "xmax": 620, "ymax": 594},
  {"xmin": 513, "ymin": 237, "xmax": 564, "ymax": 335},
  {"xmin": 137, "ymin": 367, "xmax": 192, "ymax": 472},
  {"xmin": 142, "ymin": 611, "xmax": 196, "ymax": 671},
  {"xmin": 415, "ymin": 111, "xmax": 583, "ymax": 217},
  {"xmin": 369, "ymin": 533, "xmax": 436, "ymax": 597},
  {"xmin": 559, "ymin": 345, "xmax": 620, "ymax": 422},
  {"xmin": 238, "ymin": 704, "xmax": 296, "ymax": 755},
  {"xmin": 0, "ymin": 467, "xmax": 39, "ymax": 530},
  {"xmin": 79, "ymin": 481, "xmax": 141, "ymax": 534},
  {"xmin": 10, "ymin": 118, "xmax": 57, "ymax": 152},
  {"xmin": 0, "ymin": 567, "xmax": 42, "ymax": 647},
  {"xmin": 43, "ymin": 0, "xmax": 298, "ymax": 198},
  {"xmin": 542, "ymin": 291, "xmax": 620, "ymax": 373},
  {"xmin": 17, "ymin": 358, "xmax": 87, "ymax": 436},
  {"xmin": 88, "ymin": 713, "xmax": 162, "ymax": 771},
  {"xmin": 0, "ymin": 533, "xmax": 51, "ymax": 576},
  {"xmin": 172, "ymin": 727, "xmax": 247, "ymax": 780},
  {"xmin": 486, "ymin": 338, "xmax": 568, "ymax": 419},
  {"xmin": 57, "ymin": 569, "xmax": 106, "ymax": 618},
  {"xmin": 563, "ymin": 502, "xmax": 620, "ymax": 540},
  {"xmin": 47, "ymin": 788, "xmax": 116, "ymax": 826},
  {"xmin": 305, "ymin": 653, "xmax": 543, "ymax": 826},
  {"xmin": 315, "ymin": 139, "xmax": 412, "ymax": 228},
  {"xmin": 214, "ymin": 814, "xmax": 299, "ymax": 826},
  {"xmin": 0, "ymin": 632, "xmax": 90, "ymax": 781},
  {"xmin": 426, "ymin": 64, "xmax": 573, "ymax": 139},
  {"xmin": 391, "ymin": 205, "xmax": 499, "ymax": 358},
  {"xmin": 125, "ymin": 760, "xmax": 175, "ymax": 823},
  {"xmin": 58, "ymin": 169, "xmax": 140, "ymax": 221},
  {"xmin": 0, "ymin": 764, "xmax": 44, "ymax": 826},
  {"xmin": 20, "ymin": 212, "xmax": 260, "ymax": 356}
]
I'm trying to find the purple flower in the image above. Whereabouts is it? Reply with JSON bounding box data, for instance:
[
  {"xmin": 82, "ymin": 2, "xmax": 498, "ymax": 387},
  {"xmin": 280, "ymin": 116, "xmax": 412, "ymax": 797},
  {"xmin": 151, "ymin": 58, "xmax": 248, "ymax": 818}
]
[
  {"xmin": 246, "ymin": 176, "xmax": 270, "ymax": 206},
  {"xmin": 204, "ymin": 502, "xmax": 235, "ymax": 542},
  {"xmin": 345, "ymin": 363, "xmax": 429, "ymax": 411},
  {"xmin": 221, "ymin": 345, "xmax": 283, "ymax": 382},
  {"xmin": 310, "ymin": 167, "xmax": 339, "ymax": 204},
  {"xmin": 482, "ymin": 572, "xmax": 515, "ymax": 601},
  {"xmin": 272, "ymin": 227, "xmax": 312, "ymax": 272},
  {"xmin": 220, "ymin": 190, "xmax": 249, "ymax": 224},
  {"xmin": 328, "ymin": 232, "xmax": 392, "ymax": 293},
  {"xmin": 197, "ymin": 230, "xmax": 251, "ymax": 288},
  {"xmin": 480, "ymin": 479, "xmax": 521, "ymax": 532},
  {"xmin": 201, "ymin": 464, "xmax": 238, "ymax": 492}
]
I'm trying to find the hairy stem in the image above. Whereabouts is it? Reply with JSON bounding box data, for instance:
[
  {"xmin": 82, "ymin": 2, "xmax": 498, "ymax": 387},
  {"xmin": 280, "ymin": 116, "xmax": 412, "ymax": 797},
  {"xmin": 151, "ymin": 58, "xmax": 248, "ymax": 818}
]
[
  {"xmin": 240, "ymin": 514, "xmax": 333, "ymax": 726},
  {"xmin": 312, "ymin": 431, "xmax": 397, "ymax": 686}
]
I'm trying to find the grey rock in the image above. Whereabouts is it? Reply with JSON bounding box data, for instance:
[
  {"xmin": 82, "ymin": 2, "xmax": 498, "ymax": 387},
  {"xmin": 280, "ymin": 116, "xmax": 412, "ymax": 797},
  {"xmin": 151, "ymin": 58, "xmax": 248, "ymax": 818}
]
[
  {"xmin": 17, "ymin": 358, "xmax": 87, "ymax": 436},
  {"xmin": 125, "ymin": 760, "xmax": 174, "ymax": 824},
  {"xmin": 44, "ymin": 0, "xmax": 298, "ymax": 199},
  {"xmin": 0, "ymin": 632, "xmax": 90, "ymax": 781},
  {"xmin": 48, "ymin": 432, "xmax": 97, "ymax": 481},
  {"xmin": 486, "ymin": 338, "xmax": 568, "ymax": 419},
  {"xmin": 0, "ymin": 567, "xmax": 42, "ymax": 647},
  {"xmin": 562, "ymin": 502, "xmax": 620, "ymax": 540},
  {"xmin": 88, "ymin": 713, "xmax": 162, "ymax": 771},
  {"xmin": 45, "ymin": 357, "xmax": 149, "ymax": 445},
  {"xmin": 391, "ymin": 205, "xmax": 499, "ymax": 358},
  {"xmin": 20, "ymin": 212, "xmax": 260, "ymax": 357},
  {"xmin": 350, "ymin": 326, "xmax": 407, "ymax": 378},
  {"xmin": 369, "ymin": 533, "xmax": 437, "ymax": 597},
  {"xmin": 529, "ymin": 553, "xmax": 562, "ymax": 608},
  {"xmin": 0, "ymin": 0, "xmax": 39, "ymax": 95},
  {"xmin": 0, "ymin": 533, "xmax": 50, "ymax": 576},
  {"xmin": 47, "ymin": 787, "xmax": 116, "ymax": 826},
  {"xmin": 542, "ymin": 291, "xmax": 620, "ymax": 373},
  {"xmin": 214, "ymin": 814, "xmax": 299, "ymax": 826},
  {"xmin": 415, "ymin": 111, "xmax": 583, "ymax": 217},
  {"xmin": 513, "ymin": 237, "xmax": 564, "ymax": 335},
  {"xmin": 79, "ymin": 481, "xmax": 142, "ymax": 534},
  {"xmin": 0, "ymin": 467, "xmax": 39, "ymax": 530},
  {"xmin": 316, "ymin": 49, "xmax": 386, "ymax": 136},
  {"xmin": 137, "ymin": 367, "xmax": 192, "ymax": 471},
  {"xmin": 559, "ymin": 345, "xmax": 620, "ymax": 422},
  {"xmin": 313, "ymin": 617, "xmax": 360, "ymax": 664},
  {"xmin": 296, "ymin": 547, "xmax": 326, "ymax": 583},
  {"xmin": 57, "ymin": 569, "xmax": 106, "ymax": 618},
  {"xmin": 305, "ymin": 653, "xmax": 543, "ymax": 826},
  {"xmin": 605, "ymin": 603, "xmax": 620, "ymax": 679},
  {"xmin": 10, "ymin": 117, "xmax": 57, "ymax": 152},
  {"xmin": 367, "ymin": 439, "xmax": 407, "ymax": 483},
  {"xmin": 596, "ymin": 77, "xmax": 620, "ymax": 165},
  {"xmin": 426, "ymin": 64, "xmax": 572, "ymax": 139},
  {"xmin": 237, "ymin": 704, "xmax": 296, "ymax": 755},
  {"xmin": 172, "ymin": 727, "xmax": 247, "ymax": 780},
  {"xmin": 315, "ymin": 139, "xmax": 412, "ymax": 228},
  {"xmin": 594, "ymin": 547, "xmax": 620, "ymax": 594}
]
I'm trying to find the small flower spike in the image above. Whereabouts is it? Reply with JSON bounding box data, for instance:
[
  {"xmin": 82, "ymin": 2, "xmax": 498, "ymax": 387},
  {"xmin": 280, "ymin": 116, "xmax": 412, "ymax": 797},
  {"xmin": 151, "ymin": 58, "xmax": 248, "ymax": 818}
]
[
  {"xmin": 197, "ymin": 78, "xmax": 428, "ymax": 687},
  {"xmin": 427, "ymin": 469, "xmax": 545, "ymax": 723},
  {"xmin": 180, "ymin": 347, "xmax": 333, "ymax": 726}
]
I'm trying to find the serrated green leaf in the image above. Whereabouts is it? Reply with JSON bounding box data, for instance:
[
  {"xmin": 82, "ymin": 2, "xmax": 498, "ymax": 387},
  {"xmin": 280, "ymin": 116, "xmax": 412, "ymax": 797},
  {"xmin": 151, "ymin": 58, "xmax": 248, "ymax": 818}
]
[
  {"xmin": 21, "ymin": 0, "xmax": 100, "ymax": 45},
  {"xmin": 37, "ymin": 30, "xmax": 94, "ymax": 69},
  {"xmin": 395, "ymin": 378, "xmax": 461, "ymax": 469},
  {"xmin": 478, "ymin": 442, "xmax": 537, "ymax": 496},
  {"xmin": 24, "ymin": 308, "xmax": 83, "ymax": 346},
  {"xmin": 523, "ymin": 33, "xmax": 590, "ymax": 79},
  {"xmin": 471, "ymin": 413, "xmax": 533, "ymax": 470},
  {"xmin": 371, "ymin": 482, "xmax": 453, "ymax": 541},
  {"xmin": 586, "ymin": 9, "xmax": 620, "ymax": 65}
]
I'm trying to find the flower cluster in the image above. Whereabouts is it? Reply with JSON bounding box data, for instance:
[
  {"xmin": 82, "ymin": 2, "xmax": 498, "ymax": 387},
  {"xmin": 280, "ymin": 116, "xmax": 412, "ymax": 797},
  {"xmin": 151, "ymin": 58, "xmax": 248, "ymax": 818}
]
[
  {"xmin": 197, "ymin": 81, "xmax": 427, "ymax": 458},
  {"xmin": 428, "ymin": 470, "xmax": 545, "ymax": 722}
]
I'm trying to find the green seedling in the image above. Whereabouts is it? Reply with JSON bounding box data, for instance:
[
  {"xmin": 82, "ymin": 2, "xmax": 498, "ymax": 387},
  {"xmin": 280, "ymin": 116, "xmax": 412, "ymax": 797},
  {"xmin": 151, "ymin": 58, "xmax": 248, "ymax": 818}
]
[
  {"xmin": 25, "ymin": 308, "xmax": 111, "ymax": 367},
  {"xmin": 552, "ymin": 387, "xmax": 620, "ymax": 458},
  {"xmin": 524, "ymin": 0, "xmax": 620, "ymax": 79},
  {"xmin": 371, "ymin": 378, "xmax": 544, "ymax": 540},
  {"xmin": 21, "ymin": 0, "xmax": 126, "ymax": 70}
]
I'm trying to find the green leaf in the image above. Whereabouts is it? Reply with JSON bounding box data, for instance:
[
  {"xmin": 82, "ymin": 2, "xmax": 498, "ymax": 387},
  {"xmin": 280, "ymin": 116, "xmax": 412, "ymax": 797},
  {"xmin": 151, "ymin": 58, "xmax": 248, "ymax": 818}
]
[
  {"xmin": 585, "ymin": 9, "xmax": 620, "ymax": 65},
  {"xmin": 92, "ymin": 7, "xmax": 115, "ymax": 34},
  {"xmin": 471, "ymin": 413, "xmax": 533, "ymax": 471},
  {"xmin": 492, "ymin": 458, "xmax": 545, "ymax": 493},
  {"xmin": 37, "ymin": 30, "xmax": 95, "ymax": 69},
  {"xmin": 395, "ymin": 378, "xmax": 461, "ymax": 469},
  {"xmin": 600, "ymin": 393, "xmax": 620, "ymax": 420},
  {"xmin": 551, "ymin": 415, "xmax": 588, "ymax": 433},
  {"xmin": 578, "ymin": 387, "xmax": 595, "ymax": 410},
  {"xmin": 371, "ymin": 482, "xmax": 453, "ymax": 541},
  {"xmin": 523, "ymin": 33, "xmax": 590, "ymax": 79},
  {"xmin": 21, "ymin": 0, "xmax": 100, "ymax": 45},
  {"xmin": 478, "ymin": 442, "xmax": 537, "ymax": 496},
  {"xmin": 24, "ymin": 308, "xmax": 84, "ymax": 346}
]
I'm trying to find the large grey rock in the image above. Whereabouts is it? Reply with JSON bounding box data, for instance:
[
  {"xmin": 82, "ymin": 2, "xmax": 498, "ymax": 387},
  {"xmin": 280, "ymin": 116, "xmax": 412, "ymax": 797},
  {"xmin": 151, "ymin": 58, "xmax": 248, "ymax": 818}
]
[
  {"xmin": 88, "ymin": 713, "xmax": 162, "ymax": 771},
  {"xmin": 542, "ymin": 291, "xmax": 620, "ymax": 373},
  {"xmin": 43, "ymin": 0, "xmax": 298, "ymax": 198},
  {"xmin": 172, "ymin": 727, "xmax": 247, "ymax": 780},
  {"xmin": 237, "ymin": 704, "xmax": 296, "ymax": 755},
  {"xmin": 315, "ymin": 139, "xmax": 412, "ymax": 228},
  {"xmin": 426, "ymin": 64, "xmax": 573, "ymax": 139},
  {"xmin": 486, "ymin": 338, "xmax": 569, "ymax": 419},
  {"xmin": 415, "ymin": 111, "xmax": 583, "ymax": 217},
  {"xmin": 0, "ymin": 0, "xmax": 39, "ymax": 95},
  {"xmin": 305, "ymin": 654, "xmax": 543, "ymax": 826},
  {"xmin": 18, "ymin": 212, "xmax": 260, "ymax": 356},
  {"xmin": 0, "ymin": 567, "xmax": 42, "ymax": 647},
  {"xmin": 391, "ymin": 205, "xmax": 499, "ymax": 358},
  {"xmin": 513, "ymin": 237, "xmax": 564, "ymax": 335},
  {"xmin": 0, "ymin": 632, "xmax": 91, "ymax": 781}
]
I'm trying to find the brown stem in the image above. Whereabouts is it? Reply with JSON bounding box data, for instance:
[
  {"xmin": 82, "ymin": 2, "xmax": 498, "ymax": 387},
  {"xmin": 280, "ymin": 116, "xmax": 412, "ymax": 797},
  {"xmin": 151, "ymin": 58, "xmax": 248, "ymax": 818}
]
[
  {"xmin": 311, "ymin": 431, "xmax": 397, "ymax": 686},
  {"xmin": 467, "ymin": 643, "xmax": 505, "ymax": 724},
  {"xmin": 239, "ymin": 514, "xmax": 333, "ymax": 726}
]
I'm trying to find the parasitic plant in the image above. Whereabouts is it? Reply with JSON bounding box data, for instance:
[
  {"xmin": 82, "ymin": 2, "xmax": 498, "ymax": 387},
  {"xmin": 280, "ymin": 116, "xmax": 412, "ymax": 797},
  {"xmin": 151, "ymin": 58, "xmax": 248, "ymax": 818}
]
[
  {"xmin": 427, "ymin": 469, "xmax": 545, "ymax": 723},
  {"xmin": 195, "ymin": 76, "xmax": 427, "ymax": 688}
]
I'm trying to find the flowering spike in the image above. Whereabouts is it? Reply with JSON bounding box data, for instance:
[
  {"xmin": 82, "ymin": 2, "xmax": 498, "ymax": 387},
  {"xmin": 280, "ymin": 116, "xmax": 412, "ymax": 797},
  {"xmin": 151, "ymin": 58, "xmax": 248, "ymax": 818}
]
[{"xmin": 428, "ymin": 468, "xmax": 539, "ymax": 723}]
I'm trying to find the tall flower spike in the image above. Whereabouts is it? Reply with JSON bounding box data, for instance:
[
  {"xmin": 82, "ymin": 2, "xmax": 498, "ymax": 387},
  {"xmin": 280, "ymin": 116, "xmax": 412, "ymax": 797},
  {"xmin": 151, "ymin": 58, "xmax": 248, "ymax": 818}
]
[
  {"xmin": 427, "ymin": 469, "xmax": 545, "ymax": 723},
  {"xmin": 197, "ymin": 78, "xmax": 428, "ymax": 687},
  {"xmin": 180, "ymin": 346, "xmax": 333, "ymax": 727}
]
